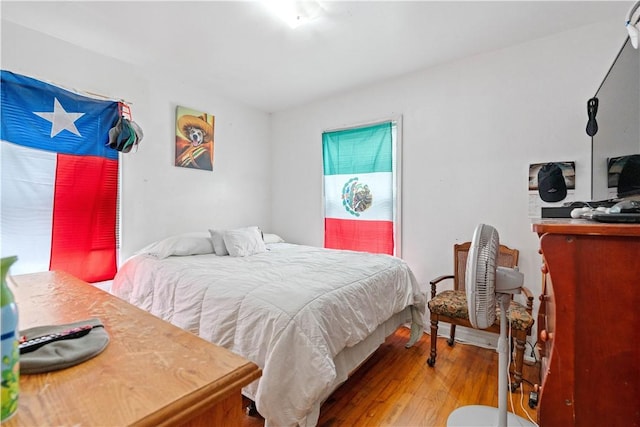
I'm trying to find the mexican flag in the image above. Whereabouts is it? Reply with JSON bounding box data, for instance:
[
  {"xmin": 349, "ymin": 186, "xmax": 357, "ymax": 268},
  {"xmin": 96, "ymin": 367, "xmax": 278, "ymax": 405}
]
[{"xmin": 322, "ymin": 122, "xmax": 395, "ymax": 255}]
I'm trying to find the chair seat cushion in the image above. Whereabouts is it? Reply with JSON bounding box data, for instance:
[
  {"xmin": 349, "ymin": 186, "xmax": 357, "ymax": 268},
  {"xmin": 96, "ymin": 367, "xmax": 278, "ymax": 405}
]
[{"xmin": 428, "ymin": 290, "xmax": 533, "ymax": 330}]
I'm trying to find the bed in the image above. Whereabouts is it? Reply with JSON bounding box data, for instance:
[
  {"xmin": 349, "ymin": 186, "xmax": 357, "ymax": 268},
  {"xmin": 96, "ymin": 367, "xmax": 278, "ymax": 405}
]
[{"xmin": 111, "ymin": 228, "xmax": 425, "ymax": 427}]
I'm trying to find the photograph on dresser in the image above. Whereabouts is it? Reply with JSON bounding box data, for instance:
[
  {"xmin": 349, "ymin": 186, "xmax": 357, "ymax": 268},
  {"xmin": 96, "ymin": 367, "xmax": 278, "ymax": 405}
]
[
  {"xmin": 528, "ymin": 161, "xmax": 576, "ymax": 196},
  {"xmin": 527, "ymin": 161, "xmax": 576, "ymax": 217}
]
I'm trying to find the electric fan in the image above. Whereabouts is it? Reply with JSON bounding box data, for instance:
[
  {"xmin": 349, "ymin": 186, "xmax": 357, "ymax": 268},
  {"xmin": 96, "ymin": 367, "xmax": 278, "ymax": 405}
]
[{"xmin": 447, "ymin": 224, "xmax": 535, "ymax": 427}]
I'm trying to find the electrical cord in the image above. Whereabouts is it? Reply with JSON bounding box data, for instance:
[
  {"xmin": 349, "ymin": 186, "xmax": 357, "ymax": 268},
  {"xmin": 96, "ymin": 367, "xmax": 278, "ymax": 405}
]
[
  {"xmin": 526, "ymin": 340, "xmax": 539, "ymax": 363},
  {"xmin": 518, "ymin": 384, "xmax": 540, "ymax": 427},
  {"xmin": 508, "ymin": 317, "xmax": 540, "ymax": 427}
]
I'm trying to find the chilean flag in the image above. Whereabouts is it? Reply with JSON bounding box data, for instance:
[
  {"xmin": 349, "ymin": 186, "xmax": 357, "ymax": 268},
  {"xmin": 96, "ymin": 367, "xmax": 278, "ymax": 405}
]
[
  {"xmin": 1, "ymin": 70, "xmax": 120, "ymax": 282},
  {"xmin": 322, "ymin": 122, "xmax": 395, "ymax": 255}
]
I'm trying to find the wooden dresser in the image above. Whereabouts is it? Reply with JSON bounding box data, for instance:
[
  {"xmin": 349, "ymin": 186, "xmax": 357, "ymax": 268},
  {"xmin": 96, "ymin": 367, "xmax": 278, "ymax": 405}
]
[
  {"xmin": 532, "ymin": 220, "xmax": 640, "ymax": 427},
  {"xmin": 4, "ymin": 271, "xmax": 261, "ymax": 427}
]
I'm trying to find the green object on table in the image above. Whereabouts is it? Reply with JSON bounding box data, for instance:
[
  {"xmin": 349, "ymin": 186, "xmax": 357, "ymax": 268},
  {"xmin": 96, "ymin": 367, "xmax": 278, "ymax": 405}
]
[{"xmin": 1, "ymin": 256, "xmax": 19, "ymax": 421}]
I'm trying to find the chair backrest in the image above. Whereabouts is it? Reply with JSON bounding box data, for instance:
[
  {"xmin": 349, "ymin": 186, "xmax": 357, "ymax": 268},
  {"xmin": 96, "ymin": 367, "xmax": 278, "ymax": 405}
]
[{"xmin": 453, "ymin": 242, "xmax": 519, "ymax": 292}]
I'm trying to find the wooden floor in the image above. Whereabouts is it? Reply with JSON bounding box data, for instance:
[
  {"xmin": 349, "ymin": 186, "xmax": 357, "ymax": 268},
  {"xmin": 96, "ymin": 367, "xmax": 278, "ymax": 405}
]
[{"xmin": 242, "ymin": 327, "xmax": 540, "ymax": 426}]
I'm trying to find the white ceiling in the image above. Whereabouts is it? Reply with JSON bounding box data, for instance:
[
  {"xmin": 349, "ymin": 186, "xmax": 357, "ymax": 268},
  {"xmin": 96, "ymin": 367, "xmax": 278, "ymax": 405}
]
[{"xmin": 1, "ymin": 1, "xmax": 633, "ymax": 112}]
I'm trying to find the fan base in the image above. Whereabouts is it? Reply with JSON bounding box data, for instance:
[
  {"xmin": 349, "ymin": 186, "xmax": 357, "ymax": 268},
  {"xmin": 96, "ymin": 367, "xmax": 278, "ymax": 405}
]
[{"xmin": 447, "ymin": 405, "xmax": 536, "ymax": 427}]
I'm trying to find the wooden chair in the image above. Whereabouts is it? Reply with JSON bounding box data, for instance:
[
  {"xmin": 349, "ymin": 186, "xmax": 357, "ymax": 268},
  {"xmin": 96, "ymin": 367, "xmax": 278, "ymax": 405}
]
[{"xmin": 426, "ymin": 242, "xmax": 534, "ymax": 391}]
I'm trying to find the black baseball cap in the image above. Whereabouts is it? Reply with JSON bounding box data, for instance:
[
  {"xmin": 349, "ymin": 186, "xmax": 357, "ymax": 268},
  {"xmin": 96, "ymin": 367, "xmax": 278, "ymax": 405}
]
[
  {"xmin": 618, "ymin": 155, "xmax": 640, "ymax": 198},
  {"xmin": 538, "ymin": 163, "xmax": 567, "ymax": 203}
]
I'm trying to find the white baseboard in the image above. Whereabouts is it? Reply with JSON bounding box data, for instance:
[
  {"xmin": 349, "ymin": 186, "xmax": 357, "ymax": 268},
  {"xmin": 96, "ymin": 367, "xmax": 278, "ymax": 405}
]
[
  {"xmin": 91, "ymin": 279, "xmax": 112, "ymax": 293},
  {"xmin": 424, "ymin": 324, "xmax": 538, "ymax": 364}
]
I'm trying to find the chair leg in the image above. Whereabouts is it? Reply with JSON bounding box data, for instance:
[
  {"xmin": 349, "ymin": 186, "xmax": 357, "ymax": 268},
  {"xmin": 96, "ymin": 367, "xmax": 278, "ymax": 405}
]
[
  {"xmin": 246, "ymin": 400, "xmax": 260, "ymax": 417},
  {"xmin": 510, "ymin": 330, "xmax": 526, "ymax": 391},
  {"xmin": 447, "ymin": 324, "xmax": 456, "ymax": 346},
  {"xmin": 427, "ymin": 317, "xmax": 438, "ymax": 367}
]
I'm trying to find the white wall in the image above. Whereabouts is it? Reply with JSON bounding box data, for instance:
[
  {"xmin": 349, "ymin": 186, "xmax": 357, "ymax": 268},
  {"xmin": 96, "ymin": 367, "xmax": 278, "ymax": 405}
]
[
  {"xmin": 270, "ymin": 20, "xmax": 625, "ymax": 347},
  {"xmin": 1, "ymin": 17, "xmax": 628, "ymax": 350},
  {"xmin": 1, "ymin": 21, "xmax": 272, "ymax": 262}
]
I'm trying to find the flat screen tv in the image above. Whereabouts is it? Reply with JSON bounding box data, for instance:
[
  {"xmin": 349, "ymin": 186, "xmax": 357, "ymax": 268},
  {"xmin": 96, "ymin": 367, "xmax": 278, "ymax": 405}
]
[{"xmin": 591, "ymin": 38, "xmax": 640, "ymax": 201}]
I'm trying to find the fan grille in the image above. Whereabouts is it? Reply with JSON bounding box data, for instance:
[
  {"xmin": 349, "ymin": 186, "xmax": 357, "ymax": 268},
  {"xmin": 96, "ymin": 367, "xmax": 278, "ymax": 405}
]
[{"xmin": 466, "ymin": 224, "xmax": 499, "ymax": 329}]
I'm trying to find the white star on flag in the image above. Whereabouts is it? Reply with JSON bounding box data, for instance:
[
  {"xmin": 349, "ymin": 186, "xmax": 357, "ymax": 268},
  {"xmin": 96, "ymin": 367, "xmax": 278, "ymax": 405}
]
[{"xmin": 34, "ymin": 98, "xmax": 85, "ymax": 138}]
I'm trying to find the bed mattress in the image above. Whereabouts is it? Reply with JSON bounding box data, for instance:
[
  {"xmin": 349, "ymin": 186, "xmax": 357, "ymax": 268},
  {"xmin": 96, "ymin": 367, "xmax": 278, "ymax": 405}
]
[{"xmin": 112, "ymin": 242, "xmax": 425, "ymax": 426}]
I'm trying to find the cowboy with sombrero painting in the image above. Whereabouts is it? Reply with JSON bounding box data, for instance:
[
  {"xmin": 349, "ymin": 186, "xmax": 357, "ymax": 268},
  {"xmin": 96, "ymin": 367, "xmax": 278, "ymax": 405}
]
[{"xmin": 175, "ymin": 106, "xmax": 215, "ymax": 170}]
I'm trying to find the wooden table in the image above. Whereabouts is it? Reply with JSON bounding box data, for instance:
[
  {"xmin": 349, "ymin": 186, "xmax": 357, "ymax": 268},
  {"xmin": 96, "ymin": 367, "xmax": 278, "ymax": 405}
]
[{"xmin": 4, "ymin": 271, "xmax": 261, "ymax": 427}]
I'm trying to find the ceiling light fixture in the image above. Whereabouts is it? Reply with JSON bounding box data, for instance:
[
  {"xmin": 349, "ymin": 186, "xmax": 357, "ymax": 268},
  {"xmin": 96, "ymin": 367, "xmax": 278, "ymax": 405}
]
[{"xmin": 262, "ymin": 0, "xmax": 323, "ymax": 29}]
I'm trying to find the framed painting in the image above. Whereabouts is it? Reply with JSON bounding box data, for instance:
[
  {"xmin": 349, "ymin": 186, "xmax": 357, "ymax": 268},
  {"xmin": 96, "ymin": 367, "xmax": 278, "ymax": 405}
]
[{"xmin": 175, "ymin": 106, "xmax": 215, "ymax": 170}]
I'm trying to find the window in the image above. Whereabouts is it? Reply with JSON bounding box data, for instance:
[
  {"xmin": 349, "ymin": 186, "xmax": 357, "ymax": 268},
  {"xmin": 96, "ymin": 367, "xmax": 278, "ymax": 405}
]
[
  {"xmin": 0, "ymin": 70, "xmax": 120, "ymax": 282},
  {"xmin": 322, "ymin": 119, "xmax": 401, "ymax": 256}
]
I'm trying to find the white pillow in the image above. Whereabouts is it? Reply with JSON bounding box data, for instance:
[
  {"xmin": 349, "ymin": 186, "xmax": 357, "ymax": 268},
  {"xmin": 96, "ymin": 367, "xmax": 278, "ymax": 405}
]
[
  {"xmin": 209, "ymin": 229, "xmax": 228, "ymax": 256},
  {"xmin": 223, "ymin": 226, "xmax": 266, "ymax": 257},
  {"xmin": 136, "ymin": 233, "xmax": 214, "ymax": 259},
  {"xmin": 263, "ymin": 233, "xmax": 285, "ymax": 244}
]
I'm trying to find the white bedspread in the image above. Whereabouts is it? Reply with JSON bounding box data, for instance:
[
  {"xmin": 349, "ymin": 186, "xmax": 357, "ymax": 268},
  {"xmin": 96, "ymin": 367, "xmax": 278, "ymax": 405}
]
[{"xmin": 112, "ymin": 243, "xmax": 425, "ymax": 426}]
